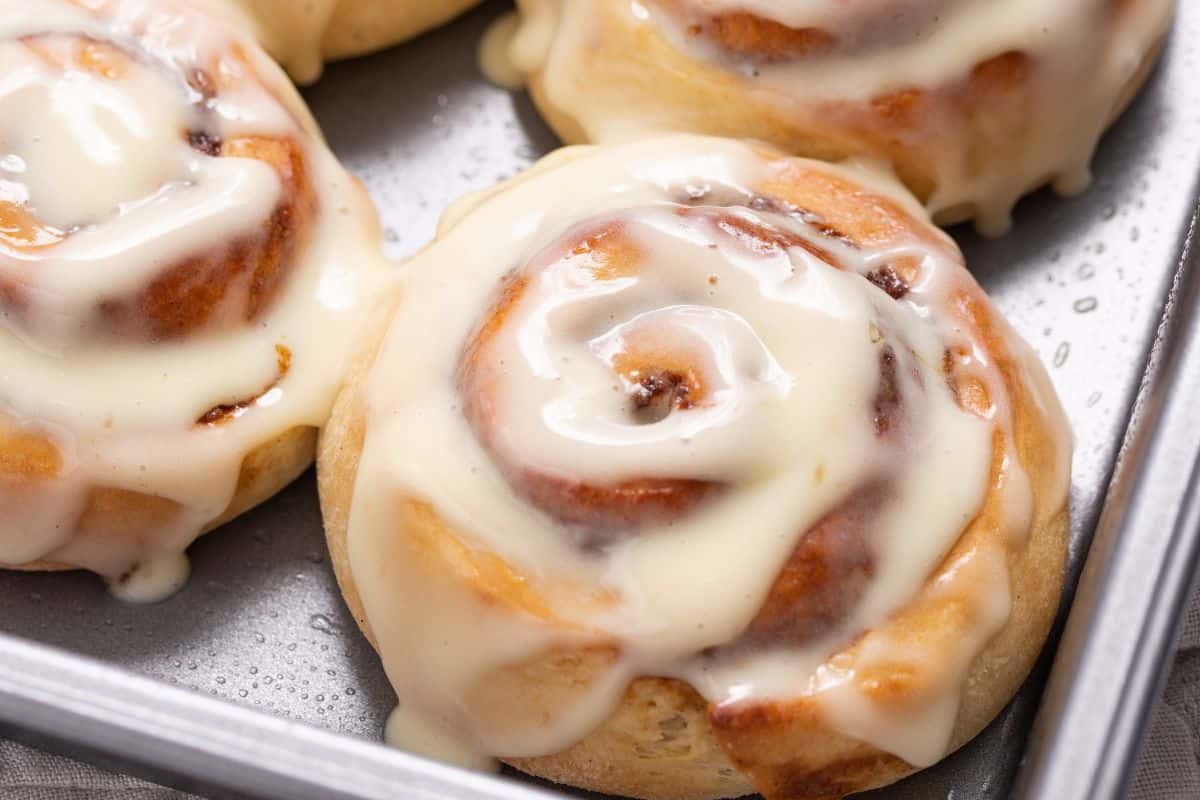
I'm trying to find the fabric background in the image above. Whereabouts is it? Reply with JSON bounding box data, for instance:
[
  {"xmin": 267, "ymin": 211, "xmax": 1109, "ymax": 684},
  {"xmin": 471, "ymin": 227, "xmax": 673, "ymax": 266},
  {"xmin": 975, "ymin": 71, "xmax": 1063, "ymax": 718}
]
[
  {"xmin": 1129, "ymin": 602, "xmax": 1200, "ymax": 800},
  {"xmin": 4, "ymin": 612, "xmax": 1200, "ymax": 800},
  {"xmin": 0, "ymin": 742, "xmax": 194, "ymax": 799}
]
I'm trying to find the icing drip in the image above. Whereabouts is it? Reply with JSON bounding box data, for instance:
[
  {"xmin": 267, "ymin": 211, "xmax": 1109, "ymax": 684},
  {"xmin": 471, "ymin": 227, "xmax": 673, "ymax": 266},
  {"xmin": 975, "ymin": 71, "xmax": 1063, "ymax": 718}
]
[
  {"xmin": 478, "ymin": 12, "xmax": 525, "ymax": 91},
  {"xmin": 107, "ymin": 551, "xmax": 191, "ymax": 604},
  {"xmin": 494, "ymin": 0, "xmax": 1173, "ymax": 235},
  {"xmin": 0, "ymin": 0, "xmax": 385, "ymax": 593},
  {"xmin": 345, "ymin": 136, "xmax": 1071, "ymax": 772}
]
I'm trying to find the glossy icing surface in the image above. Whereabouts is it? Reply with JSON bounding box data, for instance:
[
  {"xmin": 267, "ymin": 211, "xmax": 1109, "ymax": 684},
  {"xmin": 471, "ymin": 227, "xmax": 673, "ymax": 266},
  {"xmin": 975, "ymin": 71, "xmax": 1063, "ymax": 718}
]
[
  {"xmin": 0, "ymin": 0, "xmax": 384, "ymax": 598},
  {"xmin": 497, "ymin": 0, "xmax": 1173, "ymax": 234},
  {"xmin": 343, "ymin": 136, "xmax": 1071, "ymax": 771}
]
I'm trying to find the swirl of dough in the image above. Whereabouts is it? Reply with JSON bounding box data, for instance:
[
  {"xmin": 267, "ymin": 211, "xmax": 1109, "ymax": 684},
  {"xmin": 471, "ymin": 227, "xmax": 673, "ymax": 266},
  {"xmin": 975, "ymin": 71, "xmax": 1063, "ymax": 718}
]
[
  {"xmin": 0, "ymin": 0, "xmax": 384, "ymax": 599},
  {"xmin": 319, "ymin": 135, "xmax": 1072, "ymax": 799},
  {"xmin": 493, "ymin": 0, "xmax": 1173, "ymax": 234},
  {"xmin": 0, "ymin": 6, "xmax": 314, "ymax": 345},
  {"xmin": 457, "ymin": 205, "xmax": 926, "ymax": 548},
  {"xmin": 664, "ymin": 0, "xmax": 957, "ymax": 60}
]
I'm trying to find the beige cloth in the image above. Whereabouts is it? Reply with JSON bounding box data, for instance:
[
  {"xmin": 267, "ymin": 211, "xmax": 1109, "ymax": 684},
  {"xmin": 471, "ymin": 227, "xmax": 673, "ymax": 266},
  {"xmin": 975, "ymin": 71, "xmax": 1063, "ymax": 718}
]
[
  {"xmin": 1131, "ymin": 602, "xmax": 1200, "ymax": 800},
  {"xmin": 0, "ymin": 741, "xmax": 197, "ymax": 799}
]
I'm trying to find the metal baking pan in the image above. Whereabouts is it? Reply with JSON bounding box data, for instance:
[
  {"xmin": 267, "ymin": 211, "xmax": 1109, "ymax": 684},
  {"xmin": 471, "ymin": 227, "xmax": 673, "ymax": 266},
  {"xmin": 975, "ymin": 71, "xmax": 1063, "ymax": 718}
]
[{"xmin": 0, "ymin": 2, "xmax": 1198, "ymax": 799}]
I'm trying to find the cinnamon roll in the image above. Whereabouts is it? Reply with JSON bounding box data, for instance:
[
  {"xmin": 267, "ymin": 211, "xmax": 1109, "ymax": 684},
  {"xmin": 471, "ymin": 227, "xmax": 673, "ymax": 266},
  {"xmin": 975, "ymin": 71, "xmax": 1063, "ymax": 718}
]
[
  {"xmin": 0, "ymin": 0, "xmax": 384, "ymax": 600},
  {"xmin": 491, "ymin": 0, "xmax": 1173, "ymax": 235},
  {"xmin": 318, "ymin": 135, "xmax": 1072, "ymax": 799},
  {"xmin": 228, "ymin": 0, "xmax": 481, "ymax": 83}
]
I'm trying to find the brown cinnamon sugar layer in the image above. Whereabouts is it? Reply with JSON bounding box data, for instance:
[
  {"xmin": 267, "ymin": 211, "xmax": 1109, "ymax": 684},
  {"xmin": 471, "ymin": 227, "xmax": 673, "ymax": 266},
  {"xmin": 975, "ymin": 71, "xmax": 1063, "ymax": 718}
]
[
  {"xmin": 0, "ymin": 37, "xmax": 318, "ymax": 343},
  {"xmin": 106, "ymin": 135, "xmax": 317, "ymax": 341},
  {"xmin": 0, "ymin": 415, "xmax": 62, "ymax": 479},
  {"xmin": 457, "ymin": 189, "xmax": 924, "ymax": 560},
  {"xmin": 197, "ymin": 344, "xmax": 293, "ymax": 426},
  {"xmin": 459, "ymin": 224, "xmax": 723, "ymax": 541},
  {"xmin": 695, "ymin": 13, "xmax": 835, "ymax": 62},
  {"xmin": 733, "ymin": 483, "xmax": 884, "ymax": 650},
  {"xmin": 660, "ymin": 0, "xmax": 957, "ymax": 62}
]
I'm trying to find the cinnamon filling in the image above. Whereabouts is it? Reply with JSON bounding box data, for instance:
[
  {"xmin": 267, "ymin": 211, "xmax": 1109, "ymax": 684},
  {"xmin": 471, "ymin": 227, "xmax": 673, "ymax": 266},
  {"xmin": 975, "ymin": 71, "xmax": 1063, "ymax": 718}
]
[
  {"xmin": 687, "ymin": 13, "xmax": 836, "ymax": 62},
  {"xmin": 867, "ymin": 266, "xmax": 910, "ymax": 300},
  {"xmin": 186, "ymin": 130, "xmax": 222, "ymax": 157},
  {"xmin": 659, "ymin": 1, "xmax": 960, "ymax": 63},
  {"xmin": 728, "ymin": 344, "xmax": 906, "ymax": 648},
  {"xmin": 631, "ymin": 369, "xmax": 695, "ymax": 425},
  {"xmin": 459, "ymin": 202, "xmax": 917, "ymax": 579},
  {"xmin": 196, "ymin": 344, "xmax": 291, "ymax": 426},
  {"xmin": 733, "ymin": 482, "xmax": 886, "ymax": 650},
  {"xmin": 105, "ymin": 135, "xmax": 316, "ymax": 341},
  {"xmin": 0, "ymin": 35, "xmax": 317, "ymax": 343}
]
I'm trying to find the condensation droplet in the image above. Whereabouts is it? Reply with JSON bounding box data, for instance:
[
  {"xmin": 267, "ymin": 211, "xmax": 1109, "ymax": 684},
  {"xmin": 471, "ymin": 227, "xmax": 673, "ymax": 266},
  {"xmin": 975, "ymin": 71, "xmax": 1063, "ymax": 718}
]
[
  {"xmin": 309, "ymin": 614, "xmax": 341, "ymax": 636},
  {"xmin": 1073, "ymin": 297, "xmax": 1099, "ymax": 314},
  {"xmin": 1053, "ymin": 342, "xmax": 1070, "ymax": 368}
]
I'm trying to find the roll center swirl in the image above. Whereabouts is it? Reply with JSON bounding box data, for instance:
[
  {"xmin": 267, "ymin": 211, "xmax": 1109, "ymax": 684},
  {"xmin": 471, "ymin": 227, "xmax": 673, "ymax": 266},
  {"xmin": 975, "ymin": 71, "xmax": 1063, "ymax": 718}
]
[
  {"xmin": 0, "ymin": 2, "xmax": 316, "ymax": 346},
  {"xmin": 459, "ymin": 201, "xmax": 941, "ymax": 549}
]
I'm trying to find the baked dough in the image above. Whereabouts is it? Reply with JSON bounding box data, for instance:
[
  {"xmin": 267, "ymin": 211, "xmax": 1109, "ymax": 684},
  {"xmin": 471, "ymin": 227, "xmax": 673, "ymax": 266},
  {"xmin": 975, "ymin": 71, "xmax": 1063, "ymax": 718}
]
[
  {"xmin": 495, "ymin": 0, "xmax": 1172, "ymax": 234},
  {"xmin": 228, "ymin": 0, "xmax": 482, "ymax": 83},
  {"xmin": 0, "ymin": 0, "xmax": 386, "ymax": 598},
  {"xmin": 319, "ymin": 135, "xmax": 1072, "ymax": 799}
]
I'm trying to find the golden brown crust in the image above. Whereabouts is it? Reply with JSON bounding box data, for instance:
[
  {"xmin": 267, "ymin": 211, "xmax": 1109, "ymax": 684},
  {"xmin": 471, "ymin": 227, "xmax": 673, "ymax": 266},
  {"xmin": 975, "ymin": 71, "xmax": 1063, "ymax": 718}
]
[
  {"xmin": 695, "ymin": 12, "xmax": 835, "ymax": 62},
  {"xmin": 319, "ymin": 149, "xmax": 1070, "ymax": 800},
  {"xmin": 318, "ymin": 0, "xmax": 481, "ymax": 62},
  {"xmin": 237, "ymin": 0, "xmax": 482, "ymax": 82},
  {"xmin": 4, "ymin": 424, "xmax": 315, "ymax": 573},
  {"xmin": 318, "ymin": 286, "xmax": 408, "ymax": 641},
  {"xmin": 0, "ymin": 5, "xmax": 329, "ymax": 576},
  {"xmin": 108, "ymin": 134, "xmax": 317, "ymax": 341},
  {"xmin": 521, "ymin": 1, "xmax": 1168, "ymax": 225}
]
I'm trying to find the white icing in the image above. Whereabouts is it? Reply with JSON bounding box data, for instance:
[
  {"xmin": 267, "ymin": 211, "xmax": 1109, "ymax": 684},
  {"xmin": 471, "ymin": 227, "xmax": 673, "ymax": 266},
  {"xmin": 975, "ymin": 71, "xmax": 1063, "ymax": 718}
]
[
  {"xmin": 499, "ymin": 0, "xmax": 1173, "ymax": 235},
  {"xmin": 386, "ymin": 705, "xmax": 500, "ymax": 773},
  {"xmin": 107, "ymin": 551, "xmax": 191, "ymax": 604},
  {"xmin": 0, "ymin": 51, "xmax": 190, "ymax": 229},
  {"xmin": 344, "ymin": 136, "xmax": 1069, "ymax": 772},
  {"xmin": 0, "ymin": 0, "xmax": 385, "ymax": 590}
]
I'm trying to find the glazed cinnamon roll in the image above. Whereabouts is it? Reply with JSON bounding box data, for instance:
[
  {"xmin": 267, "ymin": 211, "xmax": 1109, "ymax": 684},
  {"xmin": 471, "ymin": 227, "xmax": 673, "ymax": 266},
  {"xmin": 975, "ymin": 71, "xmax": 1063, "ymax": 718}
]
[
  {"xmin": 228, "ymin": 0, "xmax": 481, "ymax": 83},
  {"xmin": 492, "ymin": 0, "xmax": 1173, "ymax": 235},
  {"xmin": 319, "ymin": 135, "xmax": 1072, "ymax": 799},
  {"xmin": 0, "ymin": 0, "xmax": 384, "ymax": 600}
]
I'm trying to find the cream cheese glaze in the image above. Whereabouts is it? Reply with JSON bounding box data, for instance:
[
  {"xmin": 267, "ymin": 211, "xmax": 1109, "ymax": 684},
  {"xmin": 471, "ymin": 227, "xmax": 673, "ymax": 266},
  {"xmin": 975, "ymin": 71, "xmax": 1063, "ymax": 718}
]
[
  {"xmin": 342, "ymin": 136, "xmax": 1072, "ymax": 771},
  {"xmin": 0, "ymin": 0, "xmax": 385, "ymax": 598},
  {"xmin": 493, "ymin": 0, "xmax": 1174, "ymax": 235}
]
